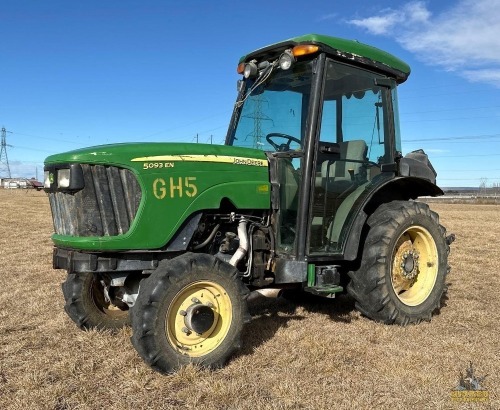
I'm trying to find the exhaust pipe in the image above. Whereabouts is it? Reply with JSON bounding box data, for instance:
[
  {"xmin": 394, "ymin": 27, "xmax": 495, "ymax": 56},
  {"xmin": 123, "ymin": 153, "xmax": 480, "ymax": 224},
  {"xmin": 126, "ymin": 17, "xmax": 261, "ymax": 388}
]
[
  {"xmin": 229, "ymin": 219, "xmax": 248, "ymax": 266},
  {"xmin": 247, "ymin": 288, "xmax": 283, "ymax": 303}
]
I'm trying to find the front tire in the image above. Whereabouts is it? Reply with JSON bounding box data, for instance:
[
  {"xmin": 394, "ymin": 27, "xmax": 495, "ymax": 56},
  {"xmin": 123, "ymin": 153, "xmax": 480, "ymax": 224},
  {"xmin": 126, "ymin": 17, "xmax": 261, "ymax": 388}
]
[
  {"xmin": 131, "ymin": 253, "xmax": 250, "ymax": 374},
  {"xmin": 62, "ymin": 272, "xmax": 130, "ymax": 330},
  {"xmin": 347, "ymin": 201, "xmax": 450, "ymax": 325}
]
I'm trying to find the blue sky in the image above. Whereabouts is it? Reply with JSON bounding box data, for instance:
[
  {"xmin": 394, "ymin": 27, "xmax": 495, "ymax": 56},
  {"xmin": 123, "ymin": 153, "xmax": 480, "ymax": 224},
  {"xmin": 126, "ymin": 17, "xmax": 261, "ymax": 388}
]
[{"xmin": 1, "ymin": 0, "xmax": 499, "ymax": 187}]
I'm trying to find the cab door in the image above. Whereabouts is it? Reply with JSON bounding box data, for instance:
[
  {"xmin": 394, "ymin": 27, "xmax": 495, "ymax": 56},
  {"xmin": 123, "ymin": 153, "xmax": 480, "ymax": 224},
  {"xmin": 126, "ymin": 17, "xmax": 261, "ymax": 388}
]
[{"xmin": 308, "ymin": 59, "xmax": 399, "ymax": 255}]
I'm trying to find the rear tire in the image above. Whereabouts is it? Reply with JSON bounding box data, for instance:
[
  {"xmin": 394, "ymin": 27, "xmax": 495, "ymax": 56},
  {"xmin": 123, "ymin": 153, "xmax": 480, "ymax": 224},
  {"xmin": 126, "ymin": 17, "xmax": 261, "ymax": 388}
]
[
  {"xmin": 131, "ymin": 253, "xmax": 250, "ymax": 374},
  {"xmin": 62, "ymin": 272, "xmax": 130, "ymax": 330},
  {"xmin": 347, "ymin": 201, "xmax": 450, "ymax": 325}
]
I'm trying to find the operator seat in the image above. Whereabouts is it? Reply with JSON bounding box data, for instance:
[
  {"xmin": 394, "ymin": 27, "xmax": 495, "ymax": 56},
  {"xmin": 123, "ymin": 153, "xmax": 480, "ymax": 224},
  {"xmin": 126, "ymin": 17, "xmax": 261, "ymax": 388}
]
[{"xmin": 318, "ymin": 140, "xmax": 368, "ymax": 193}]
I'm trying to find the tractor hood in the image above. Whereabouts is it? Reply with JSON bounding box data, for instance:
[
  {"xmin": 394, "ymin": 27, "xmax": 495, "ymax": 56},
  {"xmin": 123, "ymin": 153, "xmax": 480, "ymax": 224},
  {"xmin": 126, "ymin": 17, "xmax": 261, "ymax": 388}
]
[
  {"xmin": 45, "ymin": 142, "xmax": 269, "ymax": 168},
  {"xmin": 44, "ymin": 142, "xmax": 271, "ymax": 251}
]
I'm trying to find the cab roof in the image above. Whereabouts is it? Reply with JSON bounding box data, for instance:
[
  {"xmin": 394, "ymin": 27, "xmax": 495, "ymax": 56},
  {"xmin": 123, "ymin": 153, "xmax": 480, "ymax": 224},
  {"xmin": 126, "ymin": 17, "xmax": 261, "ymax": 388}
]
[{"xmin": 239, "ymin": 33, "xmax": 411, "ymax": 83}]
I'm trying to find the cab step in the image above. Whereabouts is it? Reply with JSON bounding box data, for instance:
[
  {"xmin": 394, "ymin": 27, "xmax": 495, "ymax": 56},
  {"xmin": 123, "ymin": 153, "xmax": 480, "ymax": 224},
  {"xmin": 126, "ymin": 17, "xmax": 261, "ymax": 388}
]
[{"xmin": 304, "ymin": 285, "xmax": 343, "ymax": 297}]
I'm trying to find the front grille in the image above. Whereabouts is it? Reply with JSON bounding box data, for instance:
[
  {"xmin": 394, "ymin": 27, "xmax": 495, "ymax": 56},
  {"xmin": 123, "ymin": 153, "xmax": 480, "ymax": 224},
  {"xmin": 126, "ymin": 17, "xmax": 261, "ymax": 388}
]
[{"xmin": 48, "ymin": 165, "xmax": 142, "ymax": 237}]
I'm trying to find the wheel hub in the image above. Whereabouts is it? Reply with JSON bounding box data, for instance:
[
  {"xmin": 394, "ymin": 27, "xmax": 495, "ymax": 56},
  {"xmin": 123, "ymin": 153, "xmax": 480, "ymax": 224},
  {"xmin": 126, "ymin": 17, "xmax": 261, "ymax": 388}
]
[
  {"xmin": 394, "ymin": 238, "xmax": 420, "ymax": 285},
  {"xmin": 183, "ymin": 303, "xmax": 215, "ymax": 335},
  {"xmin": 399, "ymin": 249, "xmax": 419, "ymax": 280}
]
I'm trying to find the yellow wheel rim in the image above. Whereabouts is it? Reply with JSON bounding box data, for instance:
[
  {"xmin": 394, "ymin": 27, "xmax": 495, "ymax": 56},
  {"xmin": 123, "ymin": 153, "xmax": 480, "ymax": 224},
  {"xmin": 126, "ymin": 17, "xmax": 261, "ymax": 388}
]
[
  {"xmin": 391, "ymin": 226, "xmax": 438, "ymax": 306},
  {"xmin": 90, "ymin": 278, "xmax": 128, "ymax": 319},
  {"xmin": 166, "ymin": 281, "xmax": 232, "ymax": 357}
]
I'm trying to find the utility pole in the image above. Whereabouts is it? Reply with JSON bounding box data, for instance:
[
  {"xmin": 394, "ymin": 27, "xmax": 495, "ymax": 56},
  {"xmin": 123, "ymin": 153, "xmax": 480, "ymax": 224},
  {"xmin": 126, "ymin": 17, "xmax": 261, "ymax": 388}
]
[
  {"xmin": 479, "ymin": 177, "xmax": 488, "ymax": 196},
  {"xmin": 0, "ymin": 127, "xmax": 12, "ymax": 179}
]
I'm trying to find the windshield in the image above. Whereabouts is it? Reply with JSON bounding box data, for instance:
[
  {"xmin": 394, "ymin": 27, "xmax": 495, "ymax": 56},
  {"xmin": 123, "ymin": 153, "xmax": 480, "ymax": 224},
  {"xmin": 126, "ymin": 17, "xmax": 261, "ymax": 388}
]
[{"xmin": 227, "ymin": 60, "xmax": 314, "ymax": 152}]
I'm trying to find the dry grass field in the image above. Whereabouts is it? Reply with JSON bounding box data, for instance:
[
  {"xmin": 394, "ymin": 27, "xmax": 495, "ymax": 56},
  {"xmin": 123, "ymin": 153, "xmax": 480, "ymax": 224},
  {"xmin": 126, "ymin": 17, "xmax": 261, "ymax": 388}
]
[{"xmin": 0, "ymin": 189, "xmax": 498, "ymax": 409}]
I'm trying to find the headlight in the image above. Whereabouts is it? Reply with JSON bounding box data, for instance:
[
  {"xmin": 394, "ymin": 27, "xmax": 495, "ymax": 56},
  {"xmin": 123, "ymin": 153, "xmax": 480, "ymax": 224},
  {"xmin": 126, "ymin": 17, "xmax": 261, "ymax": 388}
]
[
  {"xmin": 57, "ymin": 169, "xmax": 71, "ymax": 188},
  {"xmin": 243, "ymin": 61, "xmax": 258, "ymax": 79},
  {"xmin": 44, "ymin": 164, "xmax": 84, "ymax": 191},
  {"xmin": 44, "ymin": 171, "xmax": 52, "ymax": 188},
  {"xmin": 279, "ymin": 50, "xmax": 295, "ymax": 70}
]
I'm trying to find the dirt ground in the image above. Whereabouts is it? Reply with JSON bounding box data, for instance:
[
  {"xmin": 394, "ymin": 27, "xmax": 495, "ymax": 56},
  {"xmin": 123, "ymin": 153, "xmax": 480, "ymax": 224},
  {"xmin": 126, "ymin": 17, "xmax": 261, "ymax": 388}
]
[{"xmin": 0, "ymin": 189, "xmax": 498, "ymax": 409}]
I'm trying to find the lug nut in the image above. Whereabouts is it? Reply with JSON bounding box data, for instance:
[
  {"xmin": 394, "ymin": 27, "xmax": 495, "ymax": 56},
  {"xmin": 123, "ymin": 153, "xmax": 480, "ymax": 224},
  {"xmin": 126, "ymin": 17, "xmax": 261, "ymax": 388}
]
[
  {"xmin": 182, "ymin": 327, "xmax": 191, "ymax": 335},
  {"xmin": 206, "ymin": 302, "xmax": 214, "ymax": 308},
  {"xmin": 179, "ymin": 310, "xmax": 187, "ymax": 316},
  {"xmin": 191, "ymin": 297, "xmax": 200, "ymax": 304}
]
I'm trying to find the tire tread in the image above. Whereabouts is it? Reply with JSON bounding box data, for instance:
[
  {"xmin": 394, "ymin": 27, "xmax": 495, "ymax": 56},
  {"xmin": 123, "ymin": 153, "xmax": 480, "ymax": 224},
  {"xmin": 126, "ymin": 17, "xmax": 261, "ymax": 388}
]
[{"xmin": 348, "ymin": 200, "xmax": 451, "ymax": 325}]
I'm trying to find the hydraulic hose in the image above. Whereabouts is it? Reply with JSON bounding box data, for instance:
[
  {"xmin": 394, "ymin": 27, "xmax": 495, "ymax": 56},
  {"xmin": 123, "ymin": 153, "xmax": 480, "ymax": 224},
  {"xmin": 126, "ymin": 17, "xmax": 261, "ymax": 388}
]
[{"xmin": 192, "ymin": 224, "xmax": 220, "ymax": 250}]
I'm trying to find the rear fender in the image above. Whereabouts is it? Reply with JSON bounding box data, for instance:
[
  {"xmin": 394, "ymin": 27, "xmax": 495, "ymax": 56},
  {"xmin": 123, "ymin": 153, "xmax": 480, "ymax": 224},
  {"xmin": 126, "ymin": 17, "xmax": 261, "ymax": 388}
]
[{"xmin": 343, "ymin": 177, "xmax": 443, "ymax": 261}]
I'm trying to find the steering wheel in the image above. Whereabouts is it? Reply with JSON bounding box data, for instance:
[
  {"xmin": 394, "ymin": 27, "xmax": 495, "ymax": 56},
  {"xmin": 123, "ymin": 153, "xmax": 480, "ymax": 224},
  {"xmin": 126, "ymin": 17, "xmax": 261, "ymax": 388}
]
[{"xmin": 265, "ymin": 133, "xmax": 301, "ymax": 152}]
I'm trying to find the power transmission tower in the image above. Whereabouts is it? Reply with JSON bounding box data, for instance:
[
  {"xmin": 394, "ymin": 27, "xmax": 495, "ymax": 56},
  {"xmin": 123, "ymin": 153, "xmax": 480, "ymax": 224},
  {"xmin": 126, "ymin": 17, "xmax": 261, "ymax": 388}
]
[
  {"xmin": 0, "ymin": 127, "xmax": 12, "ymax": 178},
  {"xmin": 243, "ymin": 94, "xmax": 272, "ymax": 149}
]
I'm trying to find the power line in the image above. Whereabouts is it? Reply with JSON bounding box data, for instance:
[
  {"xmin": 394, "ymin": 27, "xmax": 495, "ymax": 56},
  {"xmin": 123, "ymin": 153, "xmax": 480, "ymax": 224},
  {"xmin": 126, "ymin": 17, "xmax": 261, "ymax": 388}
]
[
  {"xmin": 139, "ymin": 111, "xmax": 232, "ymax": 140},
  {"xmin": 405, "ymin": 133, "xmax": 500, "ymax": 143},
  {"xmin": 401, "ymin": 105, "xmax": 500, "ymax": 116},
  {"xmin": 403, "ymin": 114, "xmax": 500, "ymax": 123},
  {"xmin": 11, "ymin": 131, "xmax": 84, "ymax": 145},
  {"xmin": 441, "ymin": 169, "xmax": 500, "ymax": 172},
  {"xmin": 438, "ymin": 177, "xmax": 500, "ymax": 181},
  {"xmin": 432, "ymin": 153, "xmax": 500, "ymax": 158},
  {"xmin": 177, "ymin": 125, "xmax": 226, "ymax": 142},
  {"xmin": 405, "ymin": 140, "xmax": 500, "ymax": 146},
  {"xmin": 401, "ymin": 87, "xmax": 489, "ymax": 100},
  {"xmin": 9, "ymin": 144, "xmax": 58, "ymax": 154}
]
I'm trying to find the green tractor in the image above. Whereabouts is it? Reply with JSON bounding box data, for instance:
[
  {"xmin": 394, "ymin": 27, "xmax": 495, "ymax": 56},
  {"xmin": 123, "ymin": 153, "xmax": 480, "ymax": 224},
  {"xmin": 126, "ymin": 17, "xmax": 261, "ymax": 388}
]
[{"xmin": 44, "ymin": 34, "xmax": 454, "ymax": 374}]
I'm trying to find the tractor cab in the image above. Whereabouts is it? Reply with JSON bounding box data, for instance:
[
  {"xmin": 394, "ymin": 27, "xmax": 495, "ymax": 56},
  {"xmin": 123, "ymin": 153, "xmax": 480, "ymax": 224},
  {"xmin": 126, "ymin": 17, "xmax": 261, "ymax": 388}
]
[{"xmin": 227, "ymin": 35, "xmax": 407, "ymax": 264}]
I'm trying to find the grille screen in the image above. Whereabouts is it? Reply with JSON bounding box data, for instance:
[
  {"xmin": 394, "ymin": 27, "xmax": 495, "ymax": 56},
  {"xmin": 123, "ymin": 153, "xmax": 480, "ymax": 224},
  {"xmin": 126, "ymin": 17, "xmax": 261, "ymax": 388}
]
[{"xmin": 48, "ymin": 165, "xmax": 142, "ymax": 237}]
